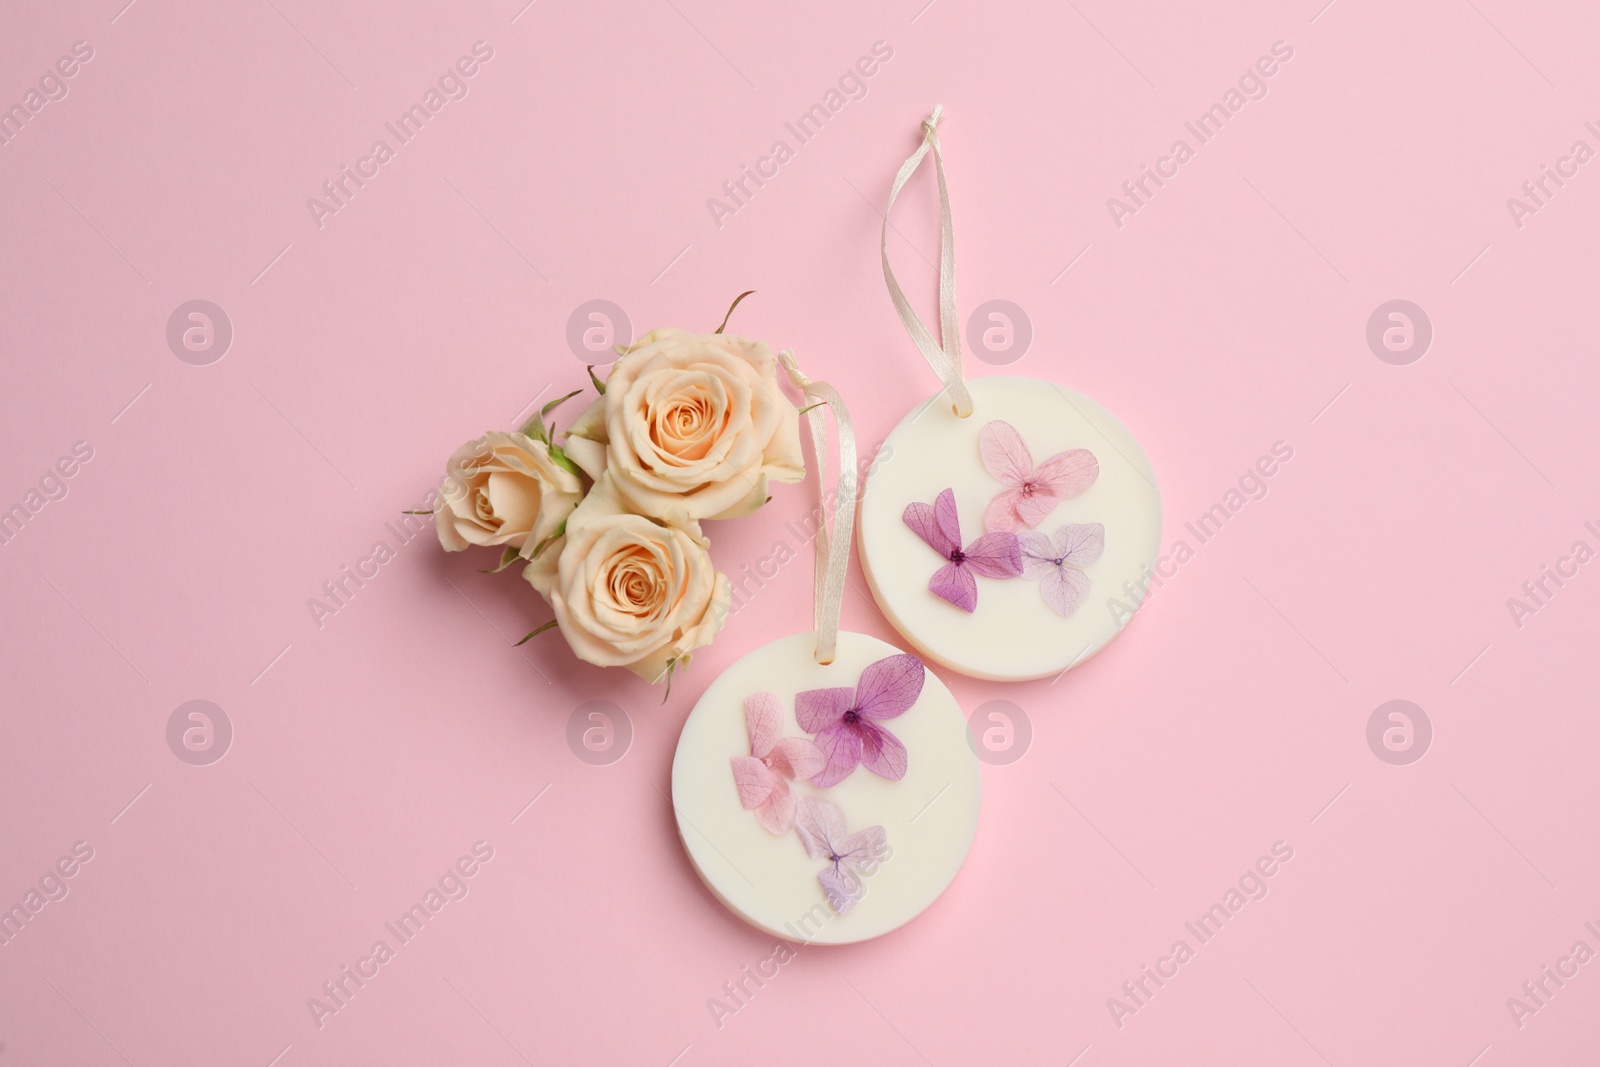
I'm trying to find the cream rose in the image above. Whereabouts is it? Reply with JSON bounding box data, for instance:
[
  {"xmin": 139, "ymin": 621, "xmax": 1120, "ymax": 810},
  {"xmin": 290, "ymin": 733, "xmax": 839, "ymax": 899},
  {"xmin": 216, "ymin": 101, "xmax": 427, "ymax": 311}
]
[
  {"xmin": 434, "ymin": 431, "xmax": 582, "ymax": 557},
  {"xmin": 529, "ymin": 474, "xmax": 729, "ymax": 683},
  {"xmin": 563, "ymin": 328, "xmax": 804, "ymax": 523}
]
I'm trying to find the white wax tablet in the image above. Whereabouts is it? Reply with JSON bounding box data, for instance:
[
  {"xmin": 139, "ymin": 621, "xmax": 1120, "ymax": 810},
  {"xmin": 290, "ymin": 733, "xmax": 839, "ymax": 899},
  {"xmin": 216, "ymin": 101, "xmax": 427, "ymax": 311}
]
[
  {"xmin": 671, "ymin": 631, "xmax": 981, "ymax": 944},
  {"xmin": 858, "ymin": 376, "xmax": 1162, "ymax": 681}
]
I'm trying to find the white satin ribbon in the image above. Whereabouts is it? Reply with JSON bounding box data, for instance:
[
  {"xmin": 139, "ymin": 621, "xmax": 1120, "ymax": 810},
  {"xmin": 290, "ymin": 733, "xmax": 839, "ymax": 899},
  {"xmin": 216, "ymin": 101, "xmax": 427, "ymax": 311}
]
[
  {"xmin": 881, "ymin": 105, "xmax": 972, "ymax": 418},
  {"xmin": 779, "ymin": 351, "xmax": 856, "ymax": 665}
]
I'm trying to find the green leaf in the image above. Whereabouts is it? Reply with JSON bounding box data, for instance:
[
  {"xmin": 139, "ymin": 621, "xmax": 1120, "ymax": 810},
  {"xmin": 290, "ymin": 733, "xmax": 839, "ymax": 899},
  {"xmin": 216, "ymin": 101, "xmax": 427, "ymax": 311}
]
[
  {"xmin": 547, "ymin": 444, "xmax": 582, "ymax": 479},
  {"xmin": 527, "ymin": 518, "xmax": 567, "ymax": 560},
  {"xmin": 519, "ymin": 388, "xmax": 584, "ymax": 443},
  {"xmin": 797, "ymin": 401, "xmax": 825, "ymax": 416},
  {"xmin": 542, "ymin": 388, "xmax": 583, "ymax": 418},
  {"xmin": 477, "ymin": 544, "xmax": 522, "ymax": 574},
  {"xmin": 587, "ymin": 365, "xmax": 607, "ymax": 395},
  {"xmin": 547, "ymin": 388, "xmax": 585, "ymax": 440},
  {"xmin": 514, "ymin": 619, "xmax": 560, "ymax": 645},
  {"xmin": 714, "ymin": 290, "xmax": 756, "ymax": 334}
]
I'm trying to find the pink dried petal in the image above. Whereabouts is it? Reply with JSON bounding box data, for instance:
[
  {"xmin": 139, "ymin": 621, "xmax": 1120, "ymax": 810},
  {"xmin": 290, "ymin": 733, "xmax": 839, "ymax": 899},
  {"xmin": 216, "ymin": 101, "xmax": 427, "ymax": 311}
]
[
  {"xmin": 903, "ymin": 500, "xmax": 957, "ymax": 557},
  {"xmin": 1017, "ymin": 531, "xmax": 1059, "ymax": 579},
  {"xmin": 799, "ymin": 799, "xmax": 890, "ymax": 913},
  {"xmin": 731, "ymin": 755, "xmax": 775, "ymax": 809},
  {"xmin": 852, "ymin": 654, "xmax": 924, "ymax": 721},
  {"xmin": 767, "ymin": 736, "xmax": 826, "ymax": 780},
  {"xmin": 963, "ymin": 532, "xmax": 1023, "ymax": 578},
  {"xmin": 810, "ymin": 722, "xmax": 864, "ymax": 788},
  {"xmin": 752, "ymin": 776, "xmax": 797, "ymax": 834},
  {"xmin": 1034, "ymin": 448, "xmax": 1098, "ymax": 500},
  {"xmin": 743, "ymin": 692, "xmax": 782, "ymax": 759},
  {"xmin": 984, "ymin": 489, "xmax": 1025, "ymax": 533},
  {"xmin": 794, "ymin": 795, "xmax": 847, "ymax": 858},
  {"xmin": 840, "ymin": 825, "xmax": 888, "ymax": 870},
  {"xmin": 794, "ymin": 686, "xmax": 853, "ymax": 733},
  {"xmin": 1055, "ymin": 523, "xmax": 1105, "ymax": 566},
  {"xmin": 1012, "ymin": 489, "xmax": 1061, "ymax": 530},
  {"xmin": 979, "ymin": 420, "xmax": 1033, "ymax": 486},
  {"xmin": 1039, "ymin": 566, "xmax": 1092, "ymax": 617},
  {"xmin": 818, "ymin": 865, "xmax": 861, "ymax": 913},
  {"xmin": 929, "ymin": 560, "xmax": 977, "ymax": 612},
  {"xmin": 857, "ymin": 723, "xmax": 908, "ymax": 781},
  {"xmin": 932, "ymin": 488, "xmax": 963, "ymax": 550}
]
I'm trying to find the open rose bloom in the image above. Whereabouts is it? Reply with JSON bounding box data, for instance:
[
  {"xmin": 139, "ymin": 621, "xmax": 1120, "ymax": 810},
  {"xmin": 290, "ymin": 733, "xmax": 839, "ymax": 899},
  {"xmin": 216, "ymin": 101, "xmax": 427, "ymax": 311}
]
[
  {"xmin": 534, "ymin": 474, "xmax": 730, "ymax": 683},
  {"xmin": 432, "ymin": 311, "xmax": 803, "ymax": 687},
  {"xmin": 434, "ymin": 431, "xmax": 582, "ymax": 557},
  {"xmin": 562, "ymin": 328, "xmax": 805, "ymax": 524}
]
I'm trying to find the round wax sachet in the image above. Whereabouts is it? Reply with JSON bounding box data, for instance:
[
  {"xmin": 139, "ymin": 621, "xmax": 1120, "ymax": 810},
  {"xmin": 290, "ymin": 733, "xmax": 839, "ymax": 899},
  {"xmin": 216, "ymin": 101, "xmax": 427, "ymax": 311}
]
[
  {"xmin": 858, "ymin": 375, "xmax": 1161, "ymax": 681},
  {"xmin": 672, "ymin": 631, "xmax": 981, "ymax": 944}
]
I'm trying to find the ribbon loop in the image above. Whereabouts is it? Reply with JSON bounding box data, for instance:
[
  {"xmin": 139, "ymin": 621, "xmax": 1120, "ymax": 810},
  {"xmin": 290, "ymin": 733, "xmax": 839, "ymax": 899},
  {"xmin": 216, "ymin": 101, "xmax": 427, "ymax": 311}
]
[
  {"xmin": 882, "ymin": 105, "xmax": 972, "ymax": 418},
  {"xmin": 778, "ymin": 351, "xmax": 856, "ymax": 665}
]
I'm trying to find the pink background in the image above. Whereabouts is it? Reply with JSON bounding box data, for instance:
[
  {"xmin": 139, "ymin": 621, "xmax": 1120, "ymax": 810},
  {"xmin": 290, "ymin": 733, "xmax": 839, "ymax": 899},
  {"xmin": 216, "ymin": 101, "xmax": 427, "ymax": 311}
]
[{"xmin": 3, "ymin": 0, "xmax": 1598, "ymax": 1063}]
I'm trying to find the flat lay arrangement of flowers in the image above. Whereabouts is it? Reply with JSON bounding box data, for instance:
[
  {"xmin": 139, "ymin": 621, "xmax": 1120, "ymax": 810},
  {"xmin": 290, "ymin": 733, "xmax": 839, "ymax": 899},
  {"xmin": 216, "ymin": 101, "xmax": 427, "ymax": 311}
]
[
  {"xmin": 11, "ymin": 2, "xmax": 1586, "ymax": 1060},
  {"xmin": 426, "ymin": 297, "xmax": 802, "ymax": 689}
]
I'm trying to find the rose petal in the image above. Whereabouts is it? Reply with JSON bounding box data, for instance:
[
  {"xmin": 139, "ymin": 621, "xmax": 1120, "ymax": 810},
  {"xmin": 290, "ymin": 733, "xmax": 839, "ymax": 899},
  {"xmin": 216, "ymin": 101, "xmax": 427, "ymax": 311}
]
[
  {"xmin": 564, "ymin": 396, "xmax": 608, "ymax": 442},
  {"xmin": 560, "ymin": 435, "xmax": 608, "ymax": 482},
  {"xmin": 434, "ymin": 506, "xmax": 471, "ymax": 551},
  {"xmin": 486, "ymin": 472, "xmax": 544, "ymax": 547},
  {"xmin": 697, "ymin": 472, "xmax": 770, "ymax": 521},
  {"xmin": 521, "ymin": 541, "xmax": 562, "ymax": 599}
]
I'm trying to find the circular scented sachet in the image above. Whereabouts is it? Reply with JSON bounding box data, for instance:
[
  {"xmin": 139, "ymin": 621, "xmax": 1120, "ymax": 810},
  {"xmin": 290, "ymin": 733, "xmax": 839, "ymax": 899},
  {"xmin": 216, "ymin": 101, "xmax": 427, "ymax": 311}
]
[
  {"xmin": 857, "ymin": 108, "xmax": 1162, "ymax": 681},
  {"xmin": 671, "ymin": 357, "xmax": 980, "ymax": 943},
  {"xmin": 672, "ymin": 631, "xmax": 979, "ymax": 942},
  {"xmin": 859, "ymin": 377, "xmax": 1160, "ymax": 680}
]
